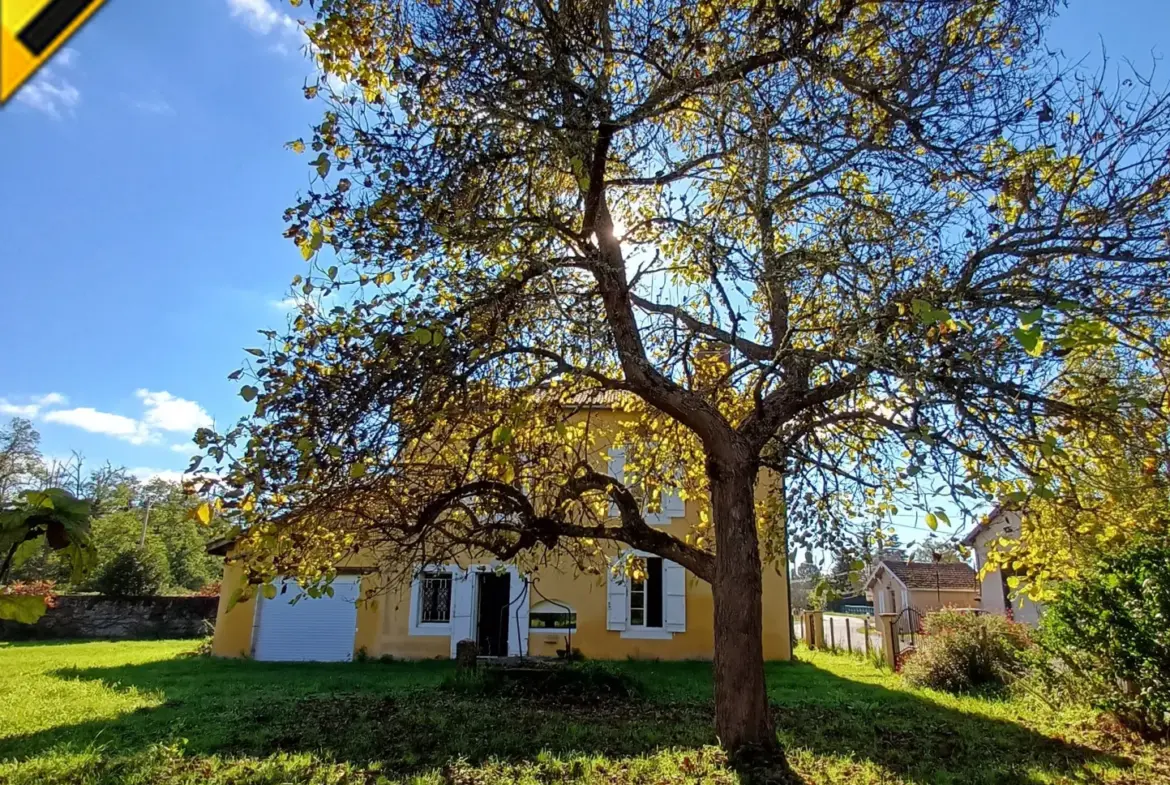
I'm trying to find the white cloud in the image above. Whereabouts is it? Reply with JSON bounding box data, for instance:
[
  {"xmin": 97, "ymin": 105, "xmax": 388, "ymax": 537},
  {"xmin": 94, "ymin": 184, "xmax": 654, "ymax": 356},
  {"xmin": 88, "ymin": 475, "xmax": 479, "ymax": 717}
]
[
  {"xmin": 44, "ymin": 408, "xmax": 156, "ymax": 445},
  {"xmin": 128, "ymin": 467, "xmax": 188, "ymax": 484},
  {"xmin": 170, "ymin": 442, "xmax": 196, "ymax": 454},
  {"xmin": 128, "ymin": 96, "xmax": 174, "ymax": 116},
  {"xmin": 15, "ymin": 49, "xmax": 80, "ymax": 118},
  {"xmin": 0, "ymin": 393, "xmax": 69, "ymax": 418},
  {"xmin": 136, "ymin": 390, "xmax": 214, "ymax": 433},
  {"xmin": 227, "ymin": 0, "xmax": 298, "ymax": 36},
  {"xmin": 270, "ymin": 295, "xmax": 320, "ymax": 314},
  {"xmin": 14, "ymin": 389, "xmax": 212, "ymax": 446},
  {"xmin": 54, "ymin": 48, "xmax": 79, "ymax": 67},
  {"xmin": 0, "ymin": 401, "xmax": 39, "ymax": 418},
  {"xmin": 15, "ymin": 68, "xmax": 81, "ymax": 118}
]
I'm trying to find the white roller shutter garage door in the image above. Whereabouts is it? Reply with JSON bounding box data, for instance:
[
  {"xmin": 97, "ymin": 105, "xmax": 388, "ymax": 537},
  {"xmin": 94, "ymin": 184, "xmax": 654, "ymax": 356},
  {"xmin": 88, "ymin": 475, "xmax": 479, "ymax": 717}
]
[{"xmin": 252, "ymin": 576, "xmax": 360, "ymax": 661}]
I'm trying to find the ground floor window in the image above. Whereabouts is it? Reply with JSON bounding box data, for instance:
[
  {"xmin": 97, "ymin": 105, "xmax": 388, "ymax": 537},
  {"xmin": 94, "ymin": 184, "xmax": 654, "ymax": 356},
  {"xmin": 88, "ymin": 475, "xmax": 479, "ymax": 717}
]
[
  {"xmin": 419, "ymin": 571, "xmax": 452, "ymax": 623},
  {"xmin": 629, "ymin": 557, "xmax": 663, "ymax": 628},
  {"xmin": 529, "ymin": 600, "xmax": 576, "ymax": 630}
]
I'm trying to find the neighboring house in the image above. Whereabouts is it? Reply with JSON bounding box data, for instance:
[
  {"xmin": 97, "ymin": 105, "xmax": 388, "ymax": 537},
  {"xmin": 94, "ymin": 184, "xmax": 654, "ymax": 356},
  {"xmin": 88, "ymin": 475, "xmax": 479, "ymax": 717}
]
[
  {"xmin": 863, "ymin": 559, "xmax": 980, "ymax": 619},
  {"xmin": 961, "ymin": 508, "xmax": 1044, "ymax": 625},
  {"xmin": 206, "ymin": 395, "xmax": 792, "ymax": 663}
]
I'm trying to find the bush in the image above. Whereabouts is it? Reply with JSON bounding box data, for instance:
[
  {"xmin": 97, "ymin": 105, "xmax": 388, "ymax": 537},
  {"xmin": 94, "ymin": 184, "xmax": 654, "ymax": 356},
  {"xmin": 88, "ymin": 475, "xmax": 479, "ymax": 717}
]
[
  {"xmin": 901, "ymin": 609, "xmax": 1031, "ymax": 693},
  {"xmin": 92, "ymin": 547, "xmax": 169, "ymax": 597},
  {"xmin": 1038, "ymin": 540, "xmax": 1170, "ymax": 740}
]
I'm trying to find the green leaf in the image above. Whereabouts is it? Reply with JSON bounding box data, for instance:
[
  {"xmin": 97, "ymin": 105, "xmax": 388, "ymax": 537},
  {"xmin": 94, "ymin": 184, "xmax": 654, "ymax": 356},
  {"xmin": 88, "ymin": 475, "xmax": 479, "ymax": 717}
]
[
  {"xmin": 925, "ymin": 512, "xmax": 938, "ymax": 531},
  {"xmin": 327, "ymin": 266, "xmax": 338, "ymax": 280},
  {"xmin": 1018, "ymin": 307, "xmax": 1044, "ymax": 327},
  {"xmin": 0, "ymin": 595, "xmax": 48, "ymax": 625},
  {"xmin": 245, "ymin": 348, "xmax": 266, "ymax": 357},
  {"xmin": 411, "ymin": 327, "xmax": 432, "ymax": 344},
  {"xmin": 492, "ymin": 425, "xmax": 513, "ymax": 446},
  {"xmin": 1013, "ymin": 326, "xmax": 1044, "ymax": 357},
  {"xmin": 349, "ymin": 463, "xmax": 368, "ymax": 479},
  {"xmin": 262, "ymin": 584, "xmax": 277, "ymax": 600},
  {"xmin": 311, "ymin": 153, "xmax": 331, "ymax": 178},
  {"xmin": 240, "ymin": 385, "xmax": 259, "ymax": 402}
]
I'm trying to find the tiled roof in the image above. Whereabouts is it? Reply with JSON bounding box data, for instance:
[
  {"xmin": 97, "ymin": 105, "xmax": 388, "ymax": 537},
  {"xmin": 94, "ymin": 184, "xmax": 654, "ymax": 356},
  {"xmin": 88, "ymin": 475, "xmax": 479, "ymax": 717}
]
[
  {"xmin": 559, "ymin": 389, "xmax": 634, "ymax": 408},
  {"xmin": 879, "ymin": 559, "xmax": 977, "ymax": 590}
]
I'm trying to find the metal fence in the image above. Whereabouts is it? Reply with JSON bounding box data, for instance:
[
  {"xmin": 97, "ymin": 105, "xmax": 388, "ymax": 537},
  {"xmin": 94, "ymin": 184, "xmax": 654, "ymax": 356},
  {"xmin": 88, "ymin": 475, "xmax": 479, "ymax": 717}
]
[{"xmin": 794, "ymin": 612, "xmax": 884, "ymax": 659}]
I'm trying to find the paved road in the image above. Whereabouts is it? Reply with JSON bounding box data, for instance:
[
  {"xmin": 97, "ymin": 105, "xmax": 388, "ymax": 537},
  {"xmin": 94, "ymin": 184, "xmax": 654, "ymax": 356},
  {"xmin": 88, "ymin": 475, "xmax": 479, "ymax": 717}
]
[{"xmin": 794, "ymin": 613, "xmax": 881, "ymax": 655}]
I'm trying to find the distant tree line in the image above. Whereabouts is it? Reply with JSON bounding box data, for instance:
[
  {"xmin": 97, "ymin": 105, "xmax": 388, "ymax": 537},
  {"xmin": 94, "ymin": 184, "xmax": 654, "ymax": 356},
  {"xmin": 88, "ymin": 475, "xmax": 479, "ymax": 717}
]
[{"xmin": 1, "ymin": 417, "xmax": 227, "ymax": 596}]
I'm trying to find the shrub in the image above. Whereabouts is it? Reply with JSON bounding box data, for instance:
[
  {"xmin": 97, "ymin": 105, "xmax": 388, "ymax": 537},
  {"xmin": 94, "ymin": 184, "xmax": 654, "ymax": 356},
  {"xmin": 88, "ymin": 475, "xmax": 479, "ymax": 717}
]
[
  {"xmin": 92, "ymin": 547, "xmax": 169, "ymax": 597},
  {"xmin": 194, "ymin": 580, "xmax": 221, "ymax": 597},
  {"xmin": 1038, "ymin": 540, "xmax": 1170, "ymax": 740},
  {"xmin": 1, "ymin": 580, "xmax": 58, "ymax": 608},
  {"xmin": 901, "ymin": 609, "xmax": 1031, "ymax": 693}
]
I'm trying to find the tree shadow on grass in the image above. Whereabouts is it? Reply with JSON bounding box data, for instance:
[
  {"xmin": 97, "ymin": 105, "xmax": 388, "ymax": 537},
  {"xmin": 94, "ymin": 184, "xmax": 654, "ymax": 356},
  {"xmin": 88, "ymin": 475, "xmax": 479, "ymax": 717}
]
[{"xmin": 0, "ymin": 651, "xmax": 1134, "ymax": 784}]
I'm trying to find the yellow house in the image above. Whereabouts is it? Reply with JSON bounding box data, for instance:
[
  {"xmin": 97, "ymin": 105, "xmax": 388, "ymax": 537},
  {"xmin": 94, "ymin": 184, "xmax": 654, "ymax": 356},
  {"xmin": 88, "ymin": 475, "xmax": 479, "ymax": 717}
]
[{"xmin": 207, "ymin": 397, "xmax": 792, "ymax": 663}]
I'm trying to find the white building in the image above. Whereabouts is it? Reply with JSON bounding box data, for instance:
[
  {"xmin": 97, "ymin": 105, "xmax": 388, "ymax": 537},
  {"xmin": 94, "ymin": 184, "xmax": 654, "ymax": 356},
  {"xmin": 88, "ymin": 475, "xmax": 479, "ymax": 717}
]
[{"xmin": 961, "ymin": 508, "xmax": 1044, "ymax": 625}]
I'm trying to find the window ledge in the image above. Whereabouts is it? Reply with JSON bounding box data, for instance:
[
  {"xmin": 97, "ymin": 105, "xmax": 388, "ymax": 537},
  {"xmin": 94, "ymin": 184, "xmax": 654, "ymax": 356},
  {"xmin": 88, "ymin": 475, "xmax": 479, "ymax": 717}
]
[
  {"xmin": 529, "ymin": 629, "xmax": 577, "ymax": 635},
  {"xmin": 409, "ymin": 622, "xmax": 452, "ymax": 637},
  {"xmin": 620, "ymin": 628, "xmax": 674, "ymax": 640}
]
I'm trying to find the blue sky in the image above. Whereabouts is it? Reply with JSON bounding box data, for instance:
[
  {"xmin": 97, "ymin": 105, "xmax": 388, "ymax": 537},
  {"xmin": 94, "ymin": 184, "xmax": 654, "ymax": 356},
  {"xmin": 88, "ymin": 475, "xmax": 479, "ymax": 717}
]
[{"xmin": 1, "ymin": 0, "xmax": 1168, "ymax": 543}]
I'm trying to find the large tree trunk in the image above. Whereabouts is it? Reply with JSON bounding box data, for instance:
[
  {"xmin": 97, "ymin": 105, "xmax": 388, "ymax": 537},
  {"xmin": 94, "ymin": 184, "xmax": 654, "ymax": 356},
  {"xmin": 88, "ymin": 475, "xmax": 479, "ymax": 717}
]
[{"xmin": 708, "ymin": 452, "xmax": 782, "ymax": 762}]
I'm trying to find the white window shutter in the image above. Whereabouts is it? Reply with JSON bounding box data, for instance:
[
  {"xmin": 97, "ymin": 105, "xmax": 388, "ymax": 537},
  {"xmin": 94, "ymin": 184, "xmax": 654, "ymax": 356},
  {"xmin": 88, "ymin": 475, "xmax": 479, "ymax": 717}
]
[
  {"xmin": 606, "ymin": 567, "xmax": 627, "ymax": 630},
  {"xmin": 448, "ymin": 568, "xmax": 473, "ymax": 656},
  {"xmin": 607, "ymin": 448, "xmax": 626, "ymax": 518},
  {"xmin": 664, "ymin": 560, "xmax": 686, "ymax": 632},
  {"xmin": 663, "ymin": 485, "xmax": 685, "ymax": 518}
]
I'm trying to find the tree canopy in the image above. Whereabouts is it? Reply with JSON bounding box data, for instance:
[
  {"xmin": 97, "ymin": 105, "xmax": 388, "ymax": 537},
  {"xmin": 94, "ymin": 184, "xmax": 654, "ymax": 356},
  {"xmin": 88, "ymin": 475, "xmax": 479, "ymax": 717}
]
[{"xmin": 196, "ymin": 0, "xmax": 1170, "ymax": 758}]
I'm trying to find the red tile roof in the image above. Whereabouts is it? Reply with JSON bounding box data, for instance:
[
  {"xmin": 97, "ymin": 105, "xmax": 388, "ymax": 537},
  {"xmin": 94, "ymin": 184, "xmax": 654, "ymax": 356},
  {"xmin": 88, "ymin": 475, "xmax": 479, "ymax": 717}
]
[{"xmin": 878, "ymin": 559, "xmax": 978, "ymax": 590}]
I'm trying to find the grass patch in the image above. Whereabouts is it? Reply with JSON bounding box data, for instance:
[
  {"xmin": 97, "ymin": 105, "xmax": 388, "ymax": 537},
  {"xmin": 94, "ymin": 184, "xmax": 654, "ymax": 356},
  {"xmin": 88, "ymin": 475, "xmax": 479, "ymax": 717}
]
[
  {"xmin": 439, "ymin": 660, "xmax": 645, "ymax": 702},
  {"xmin": 0, "ymin": 640, "xmax": 1166, "ymax": 784}
]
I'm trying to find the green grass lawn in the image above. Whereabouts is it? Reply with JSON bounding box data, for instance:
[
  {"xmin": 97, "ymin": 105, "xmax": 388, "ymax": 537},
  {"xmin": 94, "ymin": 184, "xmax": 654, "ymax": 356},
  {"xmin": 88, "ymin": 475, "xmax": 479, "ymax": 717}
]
[{"xmin": 0, "ymin": 640, "xmax": 1165, "ymax": 784}]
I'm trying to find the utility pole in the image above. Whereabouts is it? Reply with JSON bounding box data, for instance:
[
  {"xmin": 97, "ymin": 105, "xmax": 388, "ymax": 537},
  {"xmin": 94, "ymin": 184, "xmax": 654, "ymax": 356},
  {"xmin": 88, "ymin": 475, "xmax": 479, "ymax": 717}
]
[
  {"xmin": 932, "ymin": 551, "xmax": 942, "ymax": 604},
  {"xmin": 138, "ymin": 501, "xmax": 152, "ymax": 549}
]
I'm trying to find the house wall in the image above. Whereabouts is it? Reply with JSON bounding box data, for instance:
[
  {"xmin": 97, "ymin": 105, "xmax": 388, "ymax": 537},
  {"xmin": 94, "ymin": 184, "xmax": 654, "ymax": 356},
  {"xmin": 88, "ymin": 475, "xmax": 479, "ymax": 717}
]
[
  {"xmin": 210, "ymin": 405, "xmax": 791, "ymax": 661},
  {"xmin": 970, "ymin": 510, "xmax": 1044, "ymax": 625},
  {"xmin": 907, "ymin": 588, "xmax": 980, "ymax": 614},
  {"xmin": 868, "ymin": 570, "xmax": 977, "ymax": 616},
  {"xmin": 213, "ymin": 533, "xmax": 790, "ymax": 661}
]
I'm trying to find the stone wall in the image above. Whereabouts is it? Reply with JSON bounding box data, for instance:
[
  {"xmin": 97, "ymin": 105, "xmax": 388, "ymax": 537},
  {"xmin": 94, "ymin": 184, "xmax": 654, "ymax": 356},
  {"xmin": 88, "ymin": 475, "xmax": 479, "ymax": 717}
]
[{"xmin": 0, "ymin": 595, "xmax": 218, "ymax": 641}]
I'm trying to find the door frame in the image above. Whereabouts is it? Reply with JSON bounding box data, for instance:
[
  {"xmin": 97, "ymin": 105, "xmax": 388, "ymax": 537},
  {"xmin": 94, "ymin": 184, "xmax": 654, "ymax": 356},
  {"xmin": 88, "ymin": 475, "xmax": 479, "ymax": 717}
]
[
  {"xmin": 475, "ymin": 570, "xmax": 512, "ymax": 656},
  {"xmin": 452, "ymin": 563, "xmax": 528, "ymax": 657}
]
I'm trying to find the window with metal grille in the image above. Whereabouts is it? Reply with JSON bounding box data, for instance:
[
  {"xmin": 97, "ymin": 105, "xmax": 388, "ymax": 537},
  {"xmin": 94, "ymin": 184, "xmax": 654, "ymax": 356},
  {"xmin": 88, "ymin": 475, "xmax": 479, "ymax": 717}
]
[{"xmin": 419, "ymin": 572, "xmax": 452, "ymax": 623}]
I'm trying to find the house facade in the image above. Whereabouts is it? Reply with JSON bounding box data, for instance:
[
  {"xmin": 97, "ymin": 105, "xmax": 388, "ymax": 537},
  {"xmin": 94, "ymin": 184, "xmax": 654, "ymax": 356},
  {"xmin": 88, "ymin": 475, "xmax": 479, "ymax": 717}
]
[
  {"xmin": 208, "ymin": 400, "xmax": 792, "ymax": 662},
  {"xmin": 962, "ymin": 508, "xmax": 1044, "ymax": 625},
  {"xmin": 863, "ymin": 559, "xmax": 980, "ymax": 619}
]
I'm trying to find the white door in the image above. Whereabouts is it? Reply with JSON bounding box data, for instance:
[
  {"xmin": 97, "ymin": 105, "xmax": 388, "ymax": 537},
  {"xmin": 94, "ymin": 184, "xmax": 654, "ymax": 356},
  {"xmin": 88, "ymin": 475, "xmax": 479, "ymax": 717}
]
[{"xmin": 252, "ymin": 575, "xmax": 360, "ymax": 662}]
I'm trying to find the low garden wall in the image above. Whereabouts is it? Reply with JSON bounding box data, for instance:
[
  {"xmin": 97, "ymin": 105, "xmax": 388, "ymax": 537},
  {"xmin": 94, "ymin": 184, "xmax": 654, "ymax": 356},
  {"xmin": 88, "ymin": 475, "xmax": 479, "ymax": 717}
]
[{"xmin": 0, "ymin": 595, "xmax": 218, "ymax": 641}]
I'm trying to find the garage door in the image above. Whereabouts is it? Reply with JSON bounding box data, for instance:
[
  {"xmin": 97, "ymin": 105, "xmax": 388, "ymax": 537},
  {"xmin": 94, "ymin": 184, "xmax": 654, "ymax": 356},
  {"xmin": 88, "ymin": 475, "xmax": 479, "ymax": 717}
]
[{"xmin": 252, "ymin": 576, "xmax": 360, "ymax": 661}]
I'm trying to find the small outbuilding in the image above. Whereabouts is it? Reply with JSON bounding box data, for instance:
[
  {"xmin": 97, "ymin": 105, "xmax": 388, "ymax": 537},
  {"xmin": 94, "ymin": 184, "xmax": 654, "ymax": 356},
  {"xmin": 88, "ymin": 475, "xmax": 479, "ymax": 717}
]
[{"xmin": 864, "ymin": 559, "xmax": 980, "ymax": 619}]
